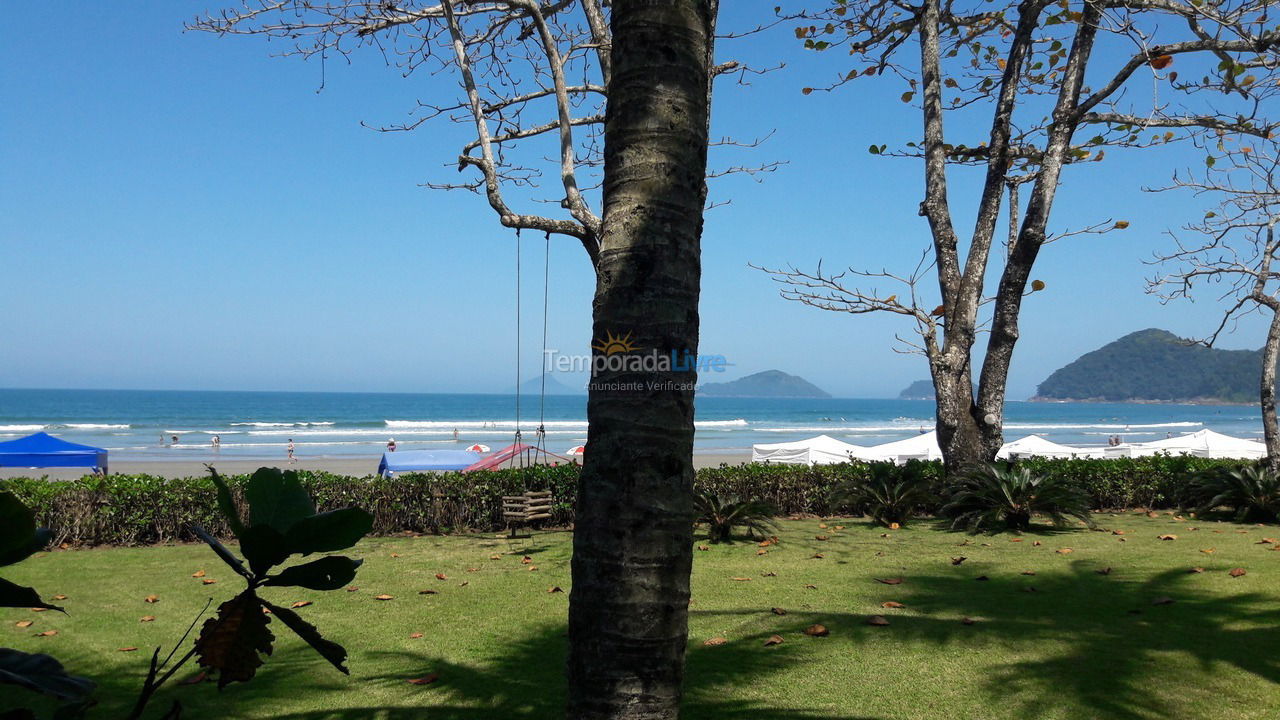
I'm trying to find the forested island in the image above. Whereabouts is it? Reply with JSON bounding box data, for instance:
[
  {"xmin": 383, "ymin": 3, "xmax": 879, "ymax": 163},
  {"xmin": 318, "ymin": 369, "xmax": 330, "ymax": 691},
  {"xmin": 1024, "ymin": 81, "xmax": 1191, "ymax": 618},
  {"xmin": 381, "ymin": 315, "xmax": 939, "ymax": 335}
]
[
  {"xmin": 699, "ymin": 370, "xmax": 831, "ymax": 398},
  {"xmin": 1034, "ymin": 329, "xmax": 1262, "ymax": 404}
]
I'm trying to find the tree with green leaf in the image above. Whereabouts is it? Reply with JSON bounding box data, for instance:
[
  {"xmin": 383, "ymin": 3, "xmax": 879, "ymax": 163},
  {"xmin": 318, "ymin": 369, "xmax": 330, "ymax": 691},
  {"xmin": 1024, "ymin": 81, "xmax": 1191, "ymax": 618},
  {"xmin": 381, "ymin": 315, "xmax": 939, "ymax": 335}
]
[{"xmin": 761, "ymin": 0, "xmax": 1279, "ymax": 470}]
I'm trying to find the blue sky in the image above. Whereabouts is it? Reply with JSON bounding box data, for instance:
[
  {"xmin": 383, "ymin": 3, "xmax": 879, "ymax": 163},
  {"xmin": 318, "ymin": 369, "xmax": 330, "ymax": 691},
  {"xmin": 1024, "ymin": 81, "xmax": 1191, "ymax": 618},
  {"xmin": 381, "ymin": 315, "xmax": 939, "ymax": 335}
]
[{"xmin": 0, "ymin": 2, "xmax": 1265, "ymax": 399}]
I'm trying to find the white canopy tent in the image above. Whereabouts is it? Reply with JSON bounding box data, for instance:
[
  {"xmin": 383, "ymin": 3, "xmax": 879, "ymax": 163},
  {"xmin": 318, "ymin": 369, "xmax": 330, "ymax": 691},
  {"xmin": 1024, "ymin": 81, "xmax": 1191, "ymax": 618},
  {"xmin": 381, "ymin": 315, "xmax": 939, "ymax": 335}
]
[
  {"xmin": 850, "ymin": 431, "xmax": 944, "ymax": 464},
  {"xmin": 751, "ymin": 434, "xmax": 866, "ymax": 466},
  {"xmin": 1109, "ymin": 428, "xmax": 1267, "ymax": 460},
  {"xmin": 997, "ymin": 434, "xmax": 1105, "ymax": 460}
]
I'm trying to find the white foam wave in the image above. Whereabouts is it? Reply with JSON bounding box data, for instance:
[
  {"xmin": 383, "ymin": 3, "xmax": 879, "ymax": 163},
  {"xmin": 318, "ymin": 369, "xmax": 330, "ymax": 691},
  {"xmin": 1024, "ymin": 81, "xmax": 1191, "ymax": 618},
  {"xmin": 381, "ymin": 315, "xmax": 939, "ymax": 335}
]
[
  {"xmin": 63, "ymin": 423, "xmax": 131, "ymax": 430},
  {"xmin": 385, "ymin": 420, "xmax": 588, "ymax": 430},
  {"xmin": 230, "ymin": 421, "xmax": 336, "ymax": 428},
  {"xmin": 0, "ymin": 424, "xmax": 44, "ymax": 432},
  {"xmin": 696, "ymin": 419, "xmax": 749, "ymax": 428},
  {"xmin": 1005, "ymin": 421, "xmax": 1202, "ymax": 430}
]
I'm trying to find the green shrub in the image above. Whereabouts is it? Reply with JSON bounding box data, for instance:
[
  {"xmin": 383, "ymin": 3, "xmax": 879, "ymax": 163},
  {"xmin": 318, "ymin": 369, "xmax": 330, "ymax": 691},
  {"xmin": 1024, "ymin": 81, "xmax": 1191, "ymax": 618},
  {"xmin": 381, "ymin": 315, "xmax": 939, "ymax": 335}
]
[
  {"xmin": 941, "ymin": 463, "xmax": 1095, "ymax": 533},
  {"xmin": 830, "ymin": 461, "xmax": 934, "ymax": 526},
  {"xmin": 0, "ymin": 455, "xmax": 1255, "ymax": 547},
  {"xmin": 1188, "ymin": 463, "xmax": 1280, "ymax": 523},
  {"xmin": 694, "ymin": 491, "xmax": 777, "ymax": 543}
]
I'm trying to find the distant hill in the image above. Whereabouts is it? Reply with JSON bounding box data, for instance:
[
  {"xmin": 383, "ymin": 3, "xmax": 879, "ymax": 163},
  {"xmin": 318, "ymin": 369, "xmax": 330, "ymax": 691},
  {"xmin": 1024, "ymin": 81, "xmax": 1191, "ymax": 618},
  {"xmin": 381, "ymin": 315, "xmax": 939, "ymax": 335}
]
[
  {"xmin": 700, "ymin": 370, "xmax": 831, "ymax": 398},
  {"xmin": 1034, "ymin": 328, "xmax": 1261, "ymax": 403},
  {"xmin": 898, "ymin": 379, "xmax": 976, "ymax": 400},
  {"xmin": 517, "ymin": 374, "xmax": 584, "ymax": 396}
]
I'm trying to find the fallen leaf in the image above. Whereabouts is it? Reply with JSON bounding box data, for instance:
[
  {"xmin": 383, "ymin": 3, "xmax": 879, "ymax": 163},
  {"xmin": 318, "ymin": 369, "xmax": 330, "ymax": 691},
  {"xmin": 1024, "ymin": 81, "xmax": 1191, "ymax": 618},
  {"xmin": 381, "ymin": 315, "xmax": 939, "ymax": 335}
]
[
  {"xmin": 435, "ymin": 574, "xmax": 447, "ymax": 580},
  {"xmin": 834, "ymin": 525, "xmax": 845, "ymax": 530},
  {"xmin": 145, "ymin": 595, "xmax": 159, "ymax": 603},
  {"xmin": 528, "ymin": 566, "xmax": 539, "ymax": 572},
  {"xmin": 140, "ymin": 616, "xmax": 156, "ymax": 622},
  {"xmin": 880, "ymin": 533, "xmax": 890, "ymax": 538},
  {"xmin": 889, "ymin": 523, "xmax": 900, "ymax": 530},
  {"xmin": 1259, "ymin": 538, "xmax": 1278, "ymax": 544},
  {"xmin": 703, "ymin": 637, "xmax": 728, "ymax": 647},
  {"xmin": 975, "ymin": 575, "xmax": 990, "ymax": 582},
  {"xmin": 815, "ymin": 535, "xmax": 829, "ymax": 541},
  {"xmin": 346, "ymin": 586, "xmax": 359, "ymax": 592},
  {"xmin": 1096, "ymin": 567, "xmax": 1113, "ymax": 576},
  {"xmin": 758, "ymin": 539, "xmax": 773, "ymax": 547},
  {"xmin": 1189, "ymin": 567, "xmax": 1205, "ymax": 574},
  {"xmin": 467, "ymin": 568, "xmax": 479, "ymax": 573},
  {"xmin": 771, "ymin": 607, "xmax": 787, "ymax": 615},
  {"xmin": 811, "ymin": 553, "xmax": 825, "ymax": 559},
  {"xmin": 202, "ymin": 578, "xmax": 217, "ymax": 585},
  {"xmin": 490, "ymin": 554, "xmax": 502, "ymax": 560},
  {"xmin": 961, "ymin": 617, "xmax": 977, "ymax": 625},
  {"xmin": 732, "ymin": 577, "xmax": 751, "ymax": 582},
  {"xmin": 1112, "ymin": 530, "xmax": 1126, "ymax": 536},
  {"xmin": 761, "ymin": 571, "xmax": 777, "ymax": 577},
  {"xmin": 1056, "ymin": 548, "xmax": 1073, "ymax": 555},
  {"xmin": 805, "ymin": 623, "xmax": 832, "ymax": 635},
  {"xmin": 1152, "ymin": 596, "xmax": 1176, "ymax": 606},
  {"xmin": 409, "ymin": 633, "xmax": 424, "ymax": 639},
  {"xmin": 881, "ymin": 601, "xmax": 905, "ymax": 609},
  {"xmin": 951, "ymin": 557, "xmax": 967, "ymax": 565},
  {"xmin": 818, "ymin": 523, "xmax": 828, "ymax": 529},
  {"xmin": 389, "ymin": 553, "xmax": 401, "ymax": 558},
  {"xmin": 459, "ymin": 581, "xmax": 469, "ymax": 587},
  {"xmin": 1010, "ymin": 538, "xmax": 1023, "ymax": 543},
  {"xmin": 1032, "ymin": 541, "xmax": 1042, "ymax": 547},
  {"xmin": 1201, "ymin": 548, "xmax": 1218, "ymax": 555},
  {"xmin": 1229, "ymin": 568, "xmax": 1247, "ymax": 578},
  {"xmin": 15, "ymin": 621, "xmax": 33, "ymax": 628},
  {"xmin": 52, "ymin": 594, "xmax": 67, "ymax": 601},
  {"xmin": 548, "ymin": 586, "xmax": 564, "ymax": 593},
  {"xmin": 375, "ymin": 594, "xmax": 395, "ymax": 601},
  {"xmin": 419, "ymin": 589, "xmax": 438, "ymax": 595},
  {"xmin": 1021, "ymin": 570, "xmax": 1037, "ymax": 576},
  {"xmin": 31, "ymin": 608, "xmax": 47, "ymax": 613},
  {"xmin": 193, "ymin": 570, "xmax": 206, "ymax": 578},
  {"xmin": 876, "ymin": 577, "xmax": 904, "ymax": 585},
  {"xmin": 866, "ymin": 616, "xmax": 890, "ymax": 627},
  {"xmin": 36, "ymin": 630, "xmax": 57, "ymax": 637},
  {"xmin": 407, "ymin": 674, "xmax": 439, "ymax": 685},
  {"xmin": 177, "ymin": 671, "xmax": 208, "ymax": 686},
  {"xmin": 764, "ymin": 634, "xmax": 785, "ymax": 646},
  {"xmin": 1158, "ymin": 535, "xmax": 1177, "ymax": 541},
  {"xmin": 697, "ymin": 545, "xmax": 710, "ymax": 551},
  {"xmin": 803, "ymin": 584, "xmax": 817, "ymax": 590},
  {"xmin": 1147, "ymin": 511, "xmax": 1160, "ymax": 519},
  {"xmin": 290, "ymin": 601, "xmax": 311, "ymax": 609},
  {"xmin": 757, "ymin": 549, "xmax": 768, "ymax": 555},
  {"xmin": 521, "ymin": 556, "xmax": 532, "ymax": 564},
  {"xmin": 118, "ymin": 647, "xmax": 138, "ymax": 652}
]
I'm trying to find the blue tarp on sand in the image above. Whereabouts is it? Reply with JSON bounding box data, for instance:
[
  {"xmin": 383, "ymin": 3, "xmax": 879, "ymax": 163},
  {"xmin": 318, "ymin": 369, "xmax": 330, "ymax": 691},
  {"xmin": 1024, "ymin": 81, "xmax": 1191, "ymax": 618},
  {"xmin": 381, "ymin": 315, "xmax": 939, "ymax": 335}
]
[
  {"xmin": 378, "ymin": 450, "xmax": 479, "ymax": 476},
  {"xmin": 0, "ymin": 432, "xmax": 108, "ymax": 474}
]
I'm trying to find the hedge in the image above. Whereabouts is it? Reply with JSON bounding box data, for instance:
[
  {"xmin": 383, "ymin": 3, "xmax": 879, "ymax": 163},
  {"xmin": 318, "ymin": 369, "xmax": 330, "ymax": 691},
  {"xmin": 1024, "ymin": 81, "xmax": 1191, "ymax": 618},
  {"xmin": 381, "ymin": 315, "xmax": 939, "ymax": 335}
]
[{"xmin": 0, "ymin": 455, "xmax": 1248, "ymax": 547}]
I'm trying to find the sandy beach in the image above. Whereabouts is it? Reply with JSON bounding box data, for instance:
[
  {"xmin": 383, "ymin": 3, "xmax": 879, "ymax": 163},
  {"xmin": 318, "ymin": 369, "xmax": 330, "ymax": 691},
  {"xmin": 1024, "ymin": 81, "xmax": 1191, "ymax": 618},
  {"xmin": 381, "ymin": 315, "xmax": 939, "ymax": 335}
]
[{"xmin": 0, "ymin": 450, "xmax": 754, "ymax": 481}]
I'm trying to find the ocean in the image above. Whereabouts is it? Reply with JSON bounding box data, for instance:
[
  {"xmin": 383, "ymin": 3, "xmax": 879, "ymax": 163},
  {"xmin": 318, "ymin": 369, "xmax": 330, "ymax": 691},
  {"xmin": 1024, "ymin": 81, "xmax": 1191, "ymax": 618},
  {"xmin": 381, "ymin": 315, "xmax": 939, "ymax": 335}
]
[{"xmin": 0, "ymin": 388, "xmax": 1264, "ymax": 462}]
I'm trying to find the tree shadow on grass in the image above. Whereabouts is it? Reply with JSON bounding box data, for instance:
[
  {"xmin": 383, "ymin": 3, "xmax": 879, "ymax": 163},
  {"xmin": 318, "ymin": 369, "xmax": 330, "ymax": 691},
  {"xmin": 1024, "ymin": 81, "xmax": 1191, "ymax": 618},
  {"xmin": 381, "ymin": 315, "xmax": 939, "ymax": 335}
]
[{"xmin": 688, "ymin": 562, "xmax": 1280, "ymax": 720}]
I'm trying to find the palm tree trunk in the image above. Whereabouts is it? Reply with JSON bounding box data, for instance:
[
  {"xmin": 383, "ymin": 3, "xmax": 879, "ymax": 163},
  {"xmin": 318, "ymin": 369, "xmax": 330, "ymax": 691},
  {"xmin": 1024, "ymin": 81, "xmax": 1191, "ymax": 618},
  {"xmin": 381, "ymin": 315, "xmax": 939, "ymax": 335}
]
[
  {"xmin": 566, "ymin": 2, "xmax": 714, "ymax": 718},
  {"xmin": 1261, "ymin": 308, "xmax": 1280, "ymax": 472}
]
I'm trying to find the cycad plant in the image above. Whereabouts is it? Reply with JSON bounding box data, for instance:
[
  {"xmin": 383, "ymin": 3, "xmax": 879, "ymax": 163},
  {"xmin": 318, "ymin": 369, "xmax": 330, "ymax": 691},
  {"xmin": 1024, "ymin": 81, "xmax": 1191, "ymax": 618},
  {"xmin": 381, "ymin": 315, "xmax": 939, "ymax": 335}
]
[
  {"xmin": 831, "ymin": 461, "xmax": 933, "ymax": 526},
  {"xmin": 694, "ymin": 490, "xmax": 777, "ymax": 543},
  {"xmin": 941, "ymin": 463, "xmax": 1093, "ymax": 532},
  {"xmin": 1190, "ymin": 464, "xmax": 1280, "ymax": 523}
]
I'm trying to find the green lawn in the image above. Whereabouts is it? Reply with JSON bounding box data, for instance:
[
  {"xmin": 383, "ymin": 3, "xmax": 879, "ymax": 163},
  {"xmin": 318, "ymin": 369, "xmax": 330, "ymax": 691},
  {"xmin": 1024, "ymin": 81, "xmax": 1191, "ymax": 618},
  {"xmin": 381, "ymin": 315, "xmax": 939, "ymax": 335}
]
[{"xmin": 4, "ymin": 513, "xmax": 1279, "ymax": 720}]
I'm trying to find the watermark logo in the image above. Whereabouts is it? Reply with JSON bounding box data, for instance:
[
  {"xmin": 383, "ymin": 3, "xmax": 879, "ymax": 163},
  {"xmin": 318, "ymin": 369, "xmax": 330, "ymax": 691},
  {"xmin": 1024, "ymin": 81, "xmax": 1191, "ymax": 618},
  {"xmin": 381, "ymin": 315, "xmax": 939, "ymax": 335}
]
[
  {"xmin": 544, "ymin": 330, "xmax": 731, "ymax": 378},
  {"xmin": 591, "ymin": 331, "xmax": 640, "ymax": 356}
]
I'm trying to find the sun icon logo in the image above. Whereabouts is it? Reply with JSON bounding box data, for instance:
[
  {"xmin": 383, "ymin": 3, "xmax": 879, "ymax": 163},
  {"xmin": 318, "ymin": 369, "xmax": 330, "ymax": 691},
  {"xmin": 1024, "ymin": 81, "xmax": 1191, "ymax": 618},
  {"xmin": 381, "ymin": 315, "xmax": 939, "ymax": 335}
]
[{"xmin": 592, "ymin": 330, "xmax": 640, "ymax": 355}]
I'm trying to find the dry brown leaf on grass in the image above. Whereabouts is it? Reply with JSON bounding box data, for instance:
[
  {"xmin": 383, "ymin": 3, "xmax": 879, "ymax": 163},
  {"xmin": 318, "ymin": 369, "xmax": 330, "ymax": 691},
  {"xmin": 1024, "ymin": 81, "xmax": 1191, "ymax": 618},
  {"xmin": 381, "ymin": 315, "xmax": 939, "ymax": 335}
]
[
  {"xmin": 834, "ymin": 525, "xmax": 846, "ymax": 530},
  {"xmin": 35, "ymin": 630, "xmax": 57, "ymax": 637},
  {"xmin": 761, "ymin": 571, "xmax": 778, "ymax": 577},
  {"xmin": 346, "ymin": 586, "xmax": 359, "ymax": 592},
  {"xmin": 889, "ymin": 523, "xmax": 900, "ymax": 530},
  {"xmin": 764, "ymin": 634, "xmax": 785, "ymax": 646},
  {"xmin": 521, "ymin": 556, "xmax": 533, "ymax": 564},
  {"xmin": 31, "ymin": 608, "xmax": 48, "ymax": 613},
  {"xmin": 1152, "ymin": 596, "xmax": 1176, "ymax": 605},
  {"xmin": 803, "ymin": 584, "xmax": 817, "ymax": 590},
  {"xmin": 527, "ymin": 567, "xmax": 539, "ymax": 572},
  {"xmin": 876, "ymin": 577, "xmax": 904, "ymax": 585},
  {"xmin": 811, "ymin": 553, "xmax": 825, "ymax": 559},
  {"xmin": 375, "ymin": 595, "xmax": 394, "ymax": 601},
  {"xmin": 52, "ymin": 594, "xmax": 67, "ymax": 601},
  {"xmin": 1229, "ymin": 568, "xmax": 1248, "ymax": 578},
  {"xmin": 697, "ymin": 546, "xmax": 710, "ymax": 552},
  {"xmin": 771, "ymin": 607, "xmax": 787, "ymax": 615},
  {"xmin": 951, "ymin": 557, "xmax": 967, "ymax": 565},
  {"xmin": 390, "ymin": 553, "xmax": 401, "ymax": 558},
  {"xmin": 1056, "ymin": 548, "xmax": 1073, "ymax": 555},
  {"xmin": 757, "ymin": 549, "xmax": 768, "ymax": 556},
  {"xmin": 434, "ymin": 573, "xmax": 448, "ymax": 580},
  {"xmin": 881, "ymin": 601, "xmax": 905, "ymax": 609},
  {"xmin": 1158, "ymin": 535, "xmax": 1177, "ymax": 541},
  {"xmin": 703, "ymin": 637, "xmax": 728, "ymax": 647},
  {"xmin": 1032, "ymin": 541, "xmax": 1042, "ymax": 547},
  {"xmin": 15, "ymin": 621, "xmax": 34, "ymax": 628},
  {"xmin": 961, "ymin": 617, "xmax": 977, "ymax": 625},
  {"xmin": 459, "ymin": 581, "xmax": 470, "ymax": 587},
  {"xmin": 818, "ymin": 523, "xmax": 828, "ymax": 529},
  {"xmin": 1112, "ymin": 530, "xmax": 1126, "ymax": 536},
  {"xmin": 490, "ymin": 554, "xmax": 502, "ymax": 560},
  {"xmin": 409, "ymin": 633, "xmax": 424, "ymax": 639},
  {"xmin": 548, "ymin": 586, "xmax": 563, "ymax": 593},
  {"xmin": 290, "ymin": 601, "xmax": 311, "ymax": 609},
  {"xmin": 1189, "ymin": 567, "xmax": 1205, "ymax": 574},
  {"xmin": 202, "ymin": 579, "xmax": 217, "ymax": 585},
  {"xmin": 145, "ymin": 595, "xmax": 159, "ymax": 603},
  {"xmin": 1259, "ymin": 538, "xmax": 1279, "ymax": 544},
  {"xmin": 1010, "ymin": 538, "xmax": 1023, "ymax": 543},
  {"xmin": 732, "ymin": 577, "xmax": 751, "ymax": 582},
  {"xmin": 866, "ymin": 616, "xmax": 890, "ymax": 627},
  {"xmin": 407, "ymin": 674, "xmax": 439, "ymax": 685},
  {"xmin": 1021, "ymin": 570, "xmax": 1036, "ymax": 576},
  {"xmin": 192, "ymin": 570, "xmax": 206, "ymax": 578},
  {"xmin": 1096, "ymin": 567, "xmax": 1113, "ymax": 576},
  {"xmin": 140, "ymin": 616, "xmax": 155, "ymax": 622},
  {"xmin": 467, "ymin": 568, "xmax": 479, "ymax": 573},
  {"xmin": 805, "ymin": 623, "xmax": 832, "ymax": 635},
  {"xmin": 815, "ymin": 535, "xmax": 829, "ymax": 541},
  {"xmin": 118, "ymin": 647, "xmax": 138, "ymax": 652},
  {"xmin": 419, "ymin": 589, "xmax": 438, "ymax": 595}
]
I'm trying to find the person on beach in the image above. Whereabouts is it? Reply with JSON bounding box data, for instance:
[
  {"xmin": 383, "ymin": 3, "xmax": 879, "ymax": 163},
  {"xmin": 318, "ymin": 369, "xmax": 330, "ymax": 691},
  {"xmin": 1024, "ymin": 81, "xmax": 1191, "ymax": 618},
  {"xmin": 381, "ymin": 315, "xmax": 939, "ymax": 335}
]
[
  {"xmin": 171, "ymin": 435, "xmax": 179, "ymax": 445},
  {"xmin": 453, "ymin": 428, "xmax": 459, "ymax": 441},
  {"xmin": 387, "ymin": 438, "xmax": 397, "ymax": 452},
  {"xmin": 212, "ymin": 435, "xmax": 221, "ymax": 451},
  {"xmin": 287, "ymin": 439, "xmax": 296, "ymax": 463}
]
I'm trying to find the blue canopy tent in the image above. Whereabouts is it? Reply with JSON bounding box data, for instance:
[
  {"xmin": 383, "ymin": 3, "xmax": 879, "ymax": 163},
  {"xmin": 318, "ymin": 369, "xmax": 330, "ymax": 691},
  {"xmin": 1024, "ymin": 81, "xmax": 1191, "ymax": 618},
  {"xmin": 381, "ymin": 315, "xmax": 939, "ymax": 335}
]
[
  {"xmin": 378, "ymin": 450, "xmax": 479, "ymax": 477},
  {"xmin": 0, "ymin": 432, "xmax": 108, "ymax": 474}
]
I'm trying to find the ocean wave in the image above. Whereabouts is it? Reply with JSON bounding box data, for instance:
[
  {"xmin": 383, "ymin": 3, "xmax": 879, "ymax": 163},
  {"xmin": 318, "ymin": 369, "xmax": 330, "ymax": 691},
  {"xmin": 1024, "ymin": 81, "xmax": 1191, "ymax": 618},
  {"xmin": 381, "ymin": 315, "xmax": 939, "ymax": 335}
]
[
  {"xmin": 1005, "ymin": 421, "xmax": 1202, "ymax": 430},
  {"xmin": 385, "ymin": 420, "xmax": 588, "ymax": 430},
  {"xmin": 0, "ymin": 424, "xmax": 45, "ymax": 432},
  {"xmin": 62, "ymin": 423, "xmax": 131, "ymax": 430},
  {"xmin": 696, "ymin": 419, "xmax": 749, "ymax": 427},
  {"xmin": 230, "ymin": 421, "xmax": 336, "ymax": 428}
]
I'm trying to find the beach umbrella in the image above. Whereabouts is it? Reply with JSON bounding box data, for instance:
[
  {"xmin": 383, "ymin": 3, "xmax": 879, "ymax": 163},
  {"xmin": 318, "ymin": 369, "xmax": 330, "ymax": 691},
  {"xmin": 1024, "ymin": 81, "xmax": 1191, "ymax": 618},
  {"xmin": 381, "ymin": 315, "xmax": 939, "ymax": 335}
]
[
  {"xmin": 465, "ymin": 443, "xmax": 491, "ymax": 453},
  {"xmin": 567, "ymin": 445, "xmax": 586, "ymax": 456}
]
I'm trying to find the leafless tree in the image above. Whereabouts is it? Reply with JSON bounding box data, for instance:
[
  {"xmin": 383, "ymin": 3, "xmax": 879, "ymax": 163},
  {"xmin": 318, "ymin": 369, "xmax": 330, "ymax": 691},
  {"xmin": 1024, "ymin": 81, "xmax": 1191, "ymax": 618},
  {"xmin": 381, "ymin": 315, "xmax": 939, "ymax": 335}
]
[
  {"xmin": 758, "ymin": 0, "xmax": 1280, "ymax": 470},
  {"xmin": 1149, "ymin": 137, "xmax": 1280, "ymax": 468},
  {"xmin": 190, "ymin": 2, "xmax": 740, "ymax": 717}
]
